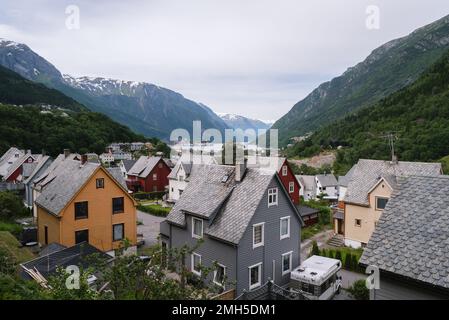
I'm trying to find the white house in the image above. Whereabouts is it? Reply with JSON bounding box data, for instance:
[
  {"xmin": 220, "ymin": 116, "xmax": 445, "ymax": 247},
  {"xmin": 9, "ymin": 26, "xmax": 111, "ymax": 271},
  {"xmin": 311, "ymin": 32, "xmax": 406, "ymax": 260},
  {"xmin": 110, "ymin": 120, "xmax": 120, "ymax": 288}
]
[
  {"xmin": 315, "ymin": 174, "xmax": 338, "ymax": 200},
  {"xmin": 113, "ymin": 152, "xmax": 132, "ymax": 161},
  {"xmin": 100, "ymin": 152, "xmax": 114, "ymax": 164},
  {"xmin": 167, "ymin": 162, "xmax": 193, "ymax": 202},
  {"xmin": 0, "ymin": 147, "xmax": 25, "ymax": 178},
  {"xmin": 295, "ymin": 175, "xmax": 316, "ymax": 201}
]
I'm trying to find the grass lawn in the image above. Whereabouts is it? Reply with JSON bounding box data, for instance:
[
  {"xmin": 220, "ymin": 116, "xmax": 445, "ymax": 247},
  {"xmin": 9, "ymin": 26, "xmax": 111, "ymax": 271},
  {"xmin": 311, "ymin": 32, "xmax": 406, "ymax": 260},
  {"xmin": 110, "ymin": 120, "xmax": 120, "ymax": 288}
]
[
  {"xmin": 301, "ymin": 223, "xmax": 332, "ymax": 241},
  {"xmin": 0, "ymin": 231, "xmax": 35, "ymax": 264},
  {"xmin": 0, "ymin": 220, "xmax": 23, "ymax": 236}
]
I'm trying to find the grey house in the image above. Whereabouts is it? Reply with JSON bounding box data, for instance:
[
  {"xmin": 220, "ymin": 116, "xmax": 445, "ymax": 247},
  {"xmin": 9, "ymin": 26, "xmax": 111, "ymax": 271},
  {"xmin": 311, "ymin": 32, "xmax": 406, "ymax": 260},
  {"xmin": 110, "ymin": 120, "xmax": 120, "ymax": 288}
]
[
  {"xmin": 23, "ymin": 156, "xmax": 53, "ymax": 208},
  {"xmin": 360, "ymin": 175, "xmax": 449, "ymax": 300},
  {"xmin": 161, "ymin": 163, "xmax": 304, "ymax": 296}
]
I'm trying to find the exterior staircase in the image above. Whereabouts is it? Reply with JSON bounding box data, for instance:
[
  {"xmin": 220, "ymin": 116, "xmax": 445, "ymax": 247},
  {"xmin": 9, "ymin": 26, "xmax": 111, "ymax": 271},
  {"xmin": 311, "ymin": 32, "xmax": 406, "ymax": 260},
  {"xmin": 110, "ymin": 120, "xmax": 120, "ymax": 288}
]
[{"xmin": 328, "ymin": 234, "xmax": 345, "ymax": 247}]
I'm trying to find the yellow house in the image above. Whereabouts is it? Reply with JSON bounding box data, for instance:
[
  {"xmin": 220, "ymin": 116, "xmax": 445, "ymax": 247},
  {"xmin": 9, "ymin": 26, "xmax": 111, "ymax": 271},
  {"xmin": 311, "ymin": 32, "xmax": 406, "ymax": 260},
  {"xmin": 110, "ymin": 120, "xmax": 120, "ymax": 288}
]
[
  {"xmin": 340, "ymin": 159, "xmax": 442, "ymax": 248},
  {"xmin": 35, "ymin": 158, "xmax": 137, "ymax": 254}
]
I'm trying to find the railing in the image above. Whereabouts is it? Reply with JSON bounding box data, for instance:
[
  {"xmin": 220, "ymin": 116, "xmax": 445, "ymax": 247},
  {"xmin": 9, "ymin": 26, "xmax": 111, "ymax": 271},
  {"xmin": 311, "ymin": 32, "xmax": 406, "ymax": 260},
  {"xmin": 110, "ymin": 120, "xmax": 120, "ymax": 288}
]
[{"xmin": 235, "ymin": 280, "xmax": 308, "ymax": 301}]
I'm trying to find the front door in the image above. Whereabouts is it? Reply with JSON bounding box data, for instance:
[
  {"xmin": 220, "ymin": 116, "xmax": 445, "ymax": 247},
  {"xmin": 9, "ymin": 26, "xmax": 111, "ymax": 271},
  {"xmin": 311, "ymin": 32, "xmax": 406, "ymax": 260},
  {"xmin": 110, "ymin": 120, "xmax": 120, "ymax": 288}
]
[{"xmin": 337, "ymin": 220, "xmax": 344, "ymax": 235}]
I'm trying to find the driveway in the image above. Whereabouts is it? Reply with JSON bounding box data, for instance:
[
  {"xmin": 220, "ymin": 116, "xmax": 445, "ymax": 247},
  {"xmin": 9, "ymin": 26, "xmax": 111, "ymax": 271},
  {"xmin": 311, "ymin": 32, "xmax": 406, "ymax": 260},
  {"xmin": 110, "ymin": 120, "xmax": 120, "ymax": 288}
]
[{"xmin": 137, "ymin": 210, "xmax": 166, "ymax": 247}]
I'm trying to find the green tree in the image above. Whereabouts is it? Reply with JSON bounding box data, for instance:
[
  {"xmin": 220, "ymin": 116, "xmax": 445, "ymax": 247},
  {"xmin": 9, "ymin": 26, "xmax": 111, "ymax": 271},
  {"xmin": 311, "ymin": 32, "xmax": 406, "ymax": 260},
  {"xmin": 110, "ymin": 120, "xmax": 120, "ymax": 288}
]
[
  {"xmin": 344, "ymin": 253, "xmax": 353, "ymax": 270},
  {"xmin": 334, "ymin": 250, "xmax": 342, "ymax": 262},
  {"xmin": 348, "ymin": 279, "xmax": 369, "ymax": 300},
  {"xmin": 310, "ymin": 241, "xmax": 320, "ymax": 257},
  {"xmin": 0, "ymin": 191, "xmax": 28, "ymax": 221}
]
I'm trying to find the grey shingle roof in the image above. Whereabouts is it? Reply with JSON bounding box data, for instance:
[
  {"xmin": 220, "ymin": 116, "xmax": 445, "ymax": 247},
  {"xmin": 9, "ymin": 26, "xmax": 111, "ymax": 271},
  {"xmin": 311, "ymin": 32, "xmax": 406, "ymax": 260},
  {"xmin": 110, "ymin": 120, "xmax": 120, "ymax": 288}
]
[
  {"xmin": 296, "ymin": 175, "xmax": 316, "ymax": 194},
  {"xmin": 122, "ymin": 160, "xmax": 136, "ymax": 172},
  {"xmin": 23, "ymin": 156, "xmax": 51, "ymax": 185},
  {"xmin": 316, "ymin": 174, "xmax": 338, "ymax": 187},
  {"xmin": 128, "ymin": 156, "xmax": 162, "ymax": 178},
  {"xmin": 338, "ymin": 165, "xmax": 356, "ymax": 187},
  {"xmin": 168, "ymin": 161, "xmax": 194, "ymax": 180},
  {"xmin": 3, "ymin": 153, "xmax": 40, "ymax": 180},
  {"xmin": 297, "ymin": 205, "xmax": 320, "ymax": 217},
  {"xmin": 344, "ymin": 159, "xmax": 442, "ymax": 206},
  {"xmin": 22, "ymin": 163, "xmax": 38, "ymax": 179},
  {"xmin": 360, "ymin": 175, "xmax": 449, "ymax": 289},
  {"xmin": 35, "ymin": 160, "xmax": 100, "ymax": 215},
  {"xmin": 33, "ymin": 153, "xmax": 80, "ymax": 190},
  {"xmin": 166, "ymin": 165, "xmax": 287, "ymax": 244},
  {"xmin": 106, "ymin": 167, "xmax": 128, "ymax": 191}
]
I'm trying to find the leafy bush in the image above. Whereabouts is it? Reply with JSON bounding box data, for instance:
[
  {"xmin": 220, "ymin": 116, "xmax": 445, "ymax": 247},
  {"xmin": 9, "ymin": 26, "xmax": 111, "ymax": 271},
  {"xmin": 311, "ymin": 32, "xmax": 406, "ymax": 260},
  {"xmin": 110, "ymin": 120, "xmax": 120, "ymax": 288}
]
[
  {"xmin": 334, "ymin": 250, "xmax": 342, "ymax": 262},
  {"xmin": 348, "ymin": 279, "xmax": 369, "ymax": 300},
  {"xmin": 344, "ymin": 253, "xmax": 353, "ymax": 270},
  {"xmin": 310, "ymin": 241, "xmax": 320, "ymax": 257},
  {"xmin": 0, "ymin": 191, "xmax": 29, "ymax": 221}
]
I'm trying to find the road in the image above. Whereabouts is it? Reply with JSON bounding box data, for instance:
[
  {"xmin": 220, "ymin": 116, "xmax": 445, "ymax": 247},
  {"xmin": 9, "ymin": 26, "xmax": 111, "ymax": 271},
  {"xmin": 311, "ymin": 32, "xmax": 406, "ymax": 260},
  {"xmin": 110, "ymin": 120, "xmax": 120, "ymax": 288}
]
[{"xmin": 137, "ymin": 210, "xmax": 166, "ymax": 247}]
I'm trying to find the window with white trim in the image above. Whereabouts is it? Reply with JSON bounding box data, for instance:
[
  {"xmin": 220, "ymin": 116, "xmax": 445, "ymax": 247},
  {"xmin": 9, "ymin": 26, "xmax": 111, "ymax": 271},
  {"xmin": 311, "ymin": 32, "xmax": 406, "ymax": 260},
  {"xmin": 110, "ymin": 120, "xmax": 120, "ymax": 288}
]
[
  {"xmin": 213, "ymin": 264, "xmax": 226, "ymax": 287},
  {"xmin": 192, "ymin": 217, "xmax": 203, "ymax": 239},
  {"xmin": 253, "ymin": 223, "xmax": 264, "ymax": 248},
  {"xmin": 268, "ymin": 188, "xmax": 278, "ymax": 207},
  {"xmin": 191, "ymin": 252, "xmax": 202, "ymax": 276},
  {"xmin": 375, "ymin": 197, "xmax": 389, "ymax": 210},
  {"xmin": 280, "ymin": 217, "xmax": 290, "ymax": 239},
  {"xmin": 153, "ymin": 173, "xmax": 158, "ymax": 181},
  {"xmin": 249, "ymin": 263, "xmax": 262, "ymax": 290},
  {"xmin": 282, "ymin": 252, "xmax": 292, "ymax": 275},
  {"xmin": 289, "ymin": 181, "xmax": 294, "ymax": 193},
  {"xmin": 282, "ymin": 165, "xmax": 288, "ymax": 176}
]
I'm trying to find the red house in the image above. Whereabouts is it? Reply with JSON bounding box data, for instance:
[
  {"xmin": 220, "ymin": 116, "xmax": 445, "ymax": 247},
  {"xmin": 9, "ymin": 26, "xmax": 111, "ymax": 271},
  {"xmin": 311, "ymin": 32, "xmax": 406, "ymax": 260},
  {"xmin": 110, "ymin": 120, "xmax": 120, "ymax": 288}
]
[
  {"xmin": 126, "ymin": 156, "xmax": 171, "ymax": 193},
  {"xmin": 248, "ymin": 156, "xmax": 301, "ymax": 205},
  {"xmin": 276, "ymin": 158, "xmax": 301, "ymax": 205},
  {"xmin": 3, "ymin": 153, "xmax": 37, "ymax": 183}
]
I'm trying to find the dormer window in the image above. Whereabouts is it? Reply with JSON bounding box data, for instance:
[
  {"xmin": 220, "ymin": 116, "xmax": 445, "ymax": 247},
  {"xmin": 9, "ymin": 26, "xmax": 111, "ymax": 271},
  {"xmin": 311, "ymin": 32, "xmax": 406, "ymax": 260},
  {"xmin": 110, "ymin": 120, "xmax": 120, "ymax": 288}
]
[
  {"xmin": 375, "ymin": 197, "xmax": 389, "ymax": 210},
  {"xmin": 192, "ymin": 217, "xmax": 203, "ymax": 239},
  {"xmin": 268, "ymin": 188, "xmax": 278, "ymax": 207}
]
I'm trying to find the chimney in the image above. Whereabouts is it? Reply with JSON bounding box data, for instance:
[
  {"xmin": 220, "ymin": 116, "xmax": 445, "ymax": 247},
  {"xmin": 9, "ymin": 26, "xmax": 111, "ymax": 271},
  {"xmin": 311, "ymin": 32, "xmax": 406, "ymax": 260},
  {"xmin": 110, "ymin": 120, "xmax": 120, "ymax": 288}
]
[
  {"xmin": 81, "ymin": 154, "xmax": 88, "ymax": 166},
  {"xmin": 64, "ymin": 149, "xmax": 70, "ymax": 158},
  {"xmin": 41, "ymin": 149, "xmax": 46, "ymax": 156},
  {"xmin": 235, "ymin": 159, "xmax": 247, "ymax": 182}
]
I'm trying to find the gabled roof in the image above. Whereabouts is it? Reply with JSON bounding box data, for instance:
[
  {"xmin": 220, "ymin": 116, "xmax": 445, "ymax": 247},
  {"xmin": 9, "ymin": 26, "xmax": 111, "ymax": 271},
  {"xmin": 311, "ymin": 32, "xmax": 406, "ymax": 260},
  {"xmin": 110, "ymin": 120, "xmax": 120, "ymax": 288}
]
[
  {"xmin": 316, "ymin": 174, "xmax": 338, "ymax": 187},
  {"xmin": 33, "ymin": 153, "xmax": 80, "ymax": 190},
  {"xmin": 168, "ymin": 161, "xmax": 194, "ymax": 180},
  {"xmin": 23, "ymin": 156, "xmax": 52, "ymax": 185},
  {"xmin": 167, "ymin": 165, "xmax": 302, "ymax": 244},
  {"xmin": 297, "ymin": 205, "xmax": 320, "ymax": 217},
  {"xmin": 21, "ymin": 242, "xmax": 112, "ymax": 281},
  {"xmin": 338, "ymin": 165, "xmax": 356, "ymax": 188},
  {"xmin": 344, "ymin": 159, "xmax": 442, "ymax": 206},
  {"xmin": 0, "ymin": 147, "xmax": 24, "ymax": 165},
  {"xmin": 3, "ymin": 153, "xmax": 41, "ymax": 181},
  {"xmin": 128, "ymin": 156, "xmax": 164, "ymax": 178},
  {"xmin": 35, "ymin": 160, "xmax": 100, "ymax": 215},
  {"xmin": 360, "ymin": 175, "xmax": 449, "ymax": 290},
  {"xmin": 121, "ymin": 159, "xmax": 136, "ymax": 172},
  {"xmin": 295, "ymin": 175, "xmax": 316, "ymax": 192},
  {"xmin": 106, "ymin": 167, "xmax": 128, "ymax": 191}
]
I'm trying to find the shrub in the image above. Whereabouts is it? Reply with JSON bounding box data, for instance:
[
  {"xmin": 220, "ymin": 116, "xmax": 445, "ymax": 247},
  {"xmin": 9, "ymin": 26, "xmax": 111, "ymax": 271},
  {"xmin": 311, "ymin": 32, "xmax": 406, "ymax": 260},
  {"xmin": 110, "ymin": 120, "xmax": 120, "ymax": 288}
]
[
  {"xmin": 347, "ymin": 279, "xmax": 369, "ymax": 300},
  {"xmin": 133, "ymin": 191, "xmax": 166, "ymax": 201},
  {"xmin": 328, "ymin": 250, "xmax": 334, "ymax": 259},
  {"xmin": 334, "ymin": 250, "xmax": 342, "ymax": 262},
  {"xmin": 351, "ymin": 254, "xmax": 360, "ymax": 272},
  {"xmin": 344, "ymin": 253, "xmax": 352, "ymax": 270},
  {"xmin": 321, "ymin": 249, "xmax": 327, "ymax": 258},
  {"xmin": 0, "ymin": 191, "xmax": 28, "ymax": 221},
  {"xmin": 318, "ymin": 207, "xmax": 331, "ymax": 225},
  {"xmin": 310, "ymin": 241, "xmax": 320, "ymax": 256}
]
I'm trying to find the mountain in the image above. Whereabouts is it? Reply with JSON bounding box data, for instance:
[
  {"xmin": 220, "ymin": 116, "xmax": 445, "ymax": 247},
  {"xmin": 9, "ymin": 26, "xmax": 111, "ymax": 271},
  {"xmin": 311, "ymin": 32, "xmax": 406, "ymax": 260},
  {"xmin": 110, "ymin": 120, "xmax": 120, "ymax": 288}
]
[
  {"xmin": 288, "ymin": 48, "xmax": 449, "ymax": 174},
  {"xmin": 218, "ymin": 113, "xmax": 272, "ymax": 131},
  {"xmin": 272, "ymin": 14, "xmax": 449, "ymax": 146},
  {"xmin": 0, "ymin": 65, "xmax": 85, "ymax": 111},
  {"xmin": 0, "ymin": 39, "xmax": 229, "ymax": 140},
  {"xmin": 0, "ymin": 62, "xmax": 164, "ymax": 157}
]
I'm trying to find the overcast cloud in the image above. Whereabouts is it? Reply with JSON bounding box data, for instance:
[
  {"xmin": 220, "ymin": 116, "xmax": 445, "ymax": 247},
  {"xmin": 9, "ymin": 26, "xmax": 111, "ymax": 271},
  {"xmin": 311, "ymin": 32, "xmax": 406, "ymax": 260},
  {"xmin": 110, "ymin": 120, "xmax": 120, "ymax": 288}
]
[{"xmin": 1, "ymin": 0, "xmax": 449, "ymax": 122}]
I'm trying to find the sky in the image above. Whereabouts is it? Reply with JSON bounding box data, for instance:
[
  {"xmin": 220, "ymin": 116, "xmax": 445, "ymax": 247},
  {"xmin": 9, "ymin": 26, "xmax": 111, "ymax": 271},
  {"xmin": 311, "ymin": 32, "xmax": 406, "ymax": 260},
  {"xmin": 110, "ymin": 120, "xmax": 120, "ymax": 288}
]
[{"xmin": 1, "ymin": 0, "xmax": 449, "ymax": 123}]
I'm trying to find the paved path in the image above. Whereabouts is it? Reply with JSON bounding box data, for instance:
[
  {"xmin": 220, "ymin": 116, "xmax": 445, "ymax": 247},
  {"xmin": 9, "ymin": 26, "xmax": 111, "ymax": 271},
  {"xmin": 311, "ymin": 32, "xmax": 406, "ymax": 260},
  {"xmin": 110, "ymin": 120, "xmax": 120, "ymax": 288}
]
[
  {"xmin": 339, "ymin": 269, "xmax": 367, "ymax": 289},
  {"xmin": 137, "ymin": 210, "xmax": 166, "ymax": 247},
  {"xmin": 300, "ymin": 229, "xmax": 335, "ymax": 261}
]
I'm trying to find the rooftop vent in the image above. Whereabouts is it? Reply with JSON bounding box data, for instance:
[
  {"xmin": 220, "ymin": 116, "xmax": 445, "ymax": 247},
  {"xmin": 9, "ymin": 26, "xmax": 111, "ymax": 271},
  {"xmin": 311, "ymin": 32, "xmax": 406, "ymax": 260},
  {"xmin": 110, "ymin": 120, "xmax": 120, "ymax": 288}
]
[{"xmin": 221, "ymin": 175, "xmax": 229, "ymax": 183}]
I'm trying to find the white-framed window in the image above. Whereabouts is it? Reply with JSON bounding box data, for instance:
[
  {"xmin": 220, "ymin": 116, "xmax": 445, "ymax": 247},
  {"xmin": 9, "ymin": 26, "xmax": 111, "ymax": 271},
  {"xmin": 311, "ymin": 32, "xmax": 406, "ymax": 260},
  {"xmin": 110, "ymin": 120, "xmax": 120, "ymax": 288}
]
[
  {"xmin": 192, "ymin": 217, "xmax": 203, "ymax": 239},
  {"xmin": 280, "ymin": 216, "xmax": 290, "ymax": 240},
  {"xmin": 252, "ymin": 223, "xmax": 265, "ymax": 248},
  {"xmin": 289, "ymin": 182, "xmax": 294, "ymax": 193},
  {"xmin": 268, "ymin": 188, "xmax": 278, "ymax": 207},
  {"xmin": 191, "ymin": 252, "xmax": 202, "ymax": 276},
  {"xmin": 282, "ymin": 165, "xmax": 288, "ymax": 176},
  {"xmin": 213, "ymin": 263, "xmax": 226, "ymax": 287},
  {"xmin": 249, "ymin": 263, "xmax": 262, "ymax": 290},
  {"xmin": 153, "ymin": 173, "xmax": 158, "ymax": 181},
  {"xmin": 282, "ymin": 251, "xmax": 293, "ymax": 275},
  {"xmin": 375, "ymin": 197, "xmax": 389, "ymax": 210}
]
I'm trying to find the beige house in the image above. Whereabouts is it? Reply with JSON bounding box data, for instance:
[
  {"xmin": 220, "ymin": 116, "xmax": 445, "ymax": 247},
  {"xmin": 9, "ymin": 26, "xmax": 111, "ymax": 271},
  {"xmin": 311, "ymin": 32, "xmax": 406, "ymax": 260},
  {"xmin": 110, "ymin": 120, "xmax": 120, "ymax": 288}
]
[{"xmin": 337, "ymin": 159, "xmax": 442, "ymax": 248}]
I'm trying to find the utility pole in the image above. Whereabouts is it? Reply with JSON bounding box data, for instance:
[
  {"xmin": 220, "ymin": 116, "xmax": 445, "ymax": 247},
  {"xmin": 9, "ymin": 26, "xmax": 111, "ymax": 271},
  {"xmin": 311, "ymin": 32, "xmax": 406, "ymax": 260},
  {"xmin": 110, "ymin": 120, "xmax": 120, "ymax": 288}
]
[{"xmin": 380, "ymin": 132, "xmax": 399, "ymax": 163}]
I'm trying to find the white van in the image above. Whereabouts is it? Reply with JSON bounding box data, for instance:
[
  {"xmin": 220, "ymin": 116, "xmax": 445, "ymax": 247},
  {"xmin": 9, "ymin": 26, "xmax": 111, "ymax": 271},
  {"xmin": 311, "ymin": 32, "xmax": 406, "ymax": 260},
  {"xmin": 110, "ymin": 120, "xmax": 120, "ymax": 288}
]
[{"xmin": 290, "ymin": 255, "xmax": 342, "ymax": 300}]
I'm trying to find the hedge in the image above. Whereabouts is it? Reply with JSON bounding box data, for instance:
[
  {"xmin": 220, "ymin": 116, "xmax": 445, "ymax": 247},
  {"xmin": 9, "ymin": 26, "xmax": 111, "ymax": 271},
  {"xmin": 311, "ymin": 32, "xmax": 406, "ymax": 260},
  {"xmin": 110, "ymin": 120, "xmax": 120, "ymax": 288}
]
[
  {"xmin": 137, "ymin": 205, "xmax": 171, "ymax": 217},
  {"xmin": 133, "ymin": 191, "xmax": 166, "ymax": 200}
]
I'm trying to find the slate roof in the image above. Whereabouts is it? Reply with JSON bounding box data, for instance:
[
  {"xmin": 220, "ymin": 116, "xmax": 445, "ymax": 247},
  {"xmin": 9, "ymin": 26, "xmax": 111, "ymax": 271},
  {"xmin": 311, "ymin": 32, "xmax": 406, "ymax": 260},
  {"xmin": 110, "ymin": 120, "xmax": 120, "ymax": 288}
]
[
  {"xmin": 122, "ymin": 159, "xmax": 136, "ymax": 172},
  {"xmin": 316, "ymin": 174, "xmax": 338, "ymax": 187},
  {"xmin": 296, "ymin": 175, "xmax": 316, "ymax": 193},
  {"xmin": 297, "ymin": 205, "xmax": 320, "ymax": 217},
  {"xmin": 168, "ymin": 161, "xmax": 194, "ymax": 180},
  {"xmin": 33, "ymin": 153, "xmax": 80, "ymax": 190},
  {"xmin": 166, "ymin": 164, "xmax": 299, "ymax": 244},
  {"xmin": 106, "ymin": 167, "xmax": 128, "ymax": 191},
  {"xmin": 21, "ymin": 242, "xmax": 112, "ymax": 280},
  {"xmin": 128, "ymin": 156, "xmax": 162, "ymax": 178},
  {"xmin": 22, "ymin": 163, "xmax": 38, "ymax": 179},
  {"xmin": 360, "ymin": 175, "xmax": 449, "ymax": 290},
  {"xmin": 338, "ymin": 165, "xmax": 356, "ymax": 188},
  {"xmin": 246, "ymin": 156, "xmax": 286, "ymax": 172},
  {"xmin": 344, "ymin": 159, "xmax": 442, "ymax": 206},
  {"xmin": 23, "ymin": 156, "xmax": 51, "ymax": 185},
  {"xmin": 35, "ymin": 160, "xmax": 100, "ymax": 215},
  {"xmin": 3, "ymin": 153, "xmax": 41, "ymax": 180}
]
